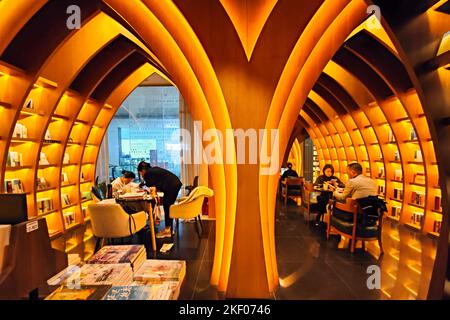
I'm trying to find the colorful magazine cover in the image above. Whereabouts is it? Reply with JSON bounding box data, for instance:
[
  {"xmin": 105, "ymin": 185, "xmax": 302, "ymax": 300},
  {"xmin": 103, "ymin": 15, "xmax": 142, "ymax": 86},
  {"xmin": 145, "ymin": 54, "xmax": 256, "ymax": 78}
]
[
  {"xmin": 45, "ymin": 285, "xmax": 111, "ymax": 300},
  {"xmin": 103, "ymin": 284, "xmax": 172, "ymax": 300},
  {"xmin": 134, "ymin": 260, "xmax": 186, "ymax": 283},
  {"xmin": 51, "ymin": 264, "xmax": 132, "ymax": 286},
  {"xmin": 88, "ymin": 245, "xmax": 145, "ymax": 265}
]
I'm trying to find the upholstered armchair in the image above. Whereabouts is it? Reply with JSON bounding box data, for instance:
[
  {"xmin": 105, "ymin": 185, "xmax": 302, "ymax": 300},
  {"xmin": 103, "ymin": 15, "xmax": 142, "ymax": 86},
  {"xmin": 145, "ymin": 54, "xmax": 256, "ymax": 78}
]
[{"xmin": 170, "ymin": 186, "xmax": 214, "ymax": 237}]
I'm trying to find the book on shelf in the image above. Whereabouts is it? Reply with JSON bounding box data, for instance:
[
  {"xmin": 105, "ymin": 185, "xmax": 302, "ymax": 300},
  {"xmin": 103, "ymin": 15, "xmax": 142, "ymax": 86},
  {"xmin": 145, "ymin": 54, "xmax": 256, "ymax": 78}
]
[
  {"xmin": 61, "ymin": 172, "xmax": 69, "ymax": 184},
  {"xmin": 377, "ymin": 185, "xmax": 385, "ymax": 196},
  {"xmin": 410, "ymin": 128, "xmax": 417, "ymax": 141},
  {"xmin": 391, "ymin": 206, "xmax": 401, "ymax": 218},
  {"xmin": 45, "ymin": 285, "xmax": 111, "ymax": 300},
  {"xmin": 133, "ymin": 260, "xmax": 186, "ymax": 284},
  {"xmin": 63, "ymin": 211, "xmax": 76, "ymax": 226},
  {"xmin": 394, "ymin": 169, "xmax": 402, "ymax": 181},
  {"xmin": 37, "ymin": 198, "xmax": 53, "ymax": 214},
  {"xmin": 410, "ymin": 191, "xmax": 425, "ymax": 207},
  {"xmin": 413, "ymin": 172, "xmax": 425, "ymax": 184},
  {"xmin": 39, "ymin": 152, "xmax": 49, "ymax": 165},
  {"xmin": 102, "ymin": 283, "xmax": 177, "ymax": 300},
  {"xmin": 4, "ymin": 179, "xmax": 25, "ymax": 193},
  {"xmin": 393, "ymin": 188, "xmax": 403, "ymax": 200},
  {"xmin": 61, "ymin": 193, "xmax": 71, "ymax": 206},
  {"xmin": 433, "ymin": 213, "xmax": 443, "ymax": 234},
  {"xmin": 7, "ymin": 151, "xmax": 23, "ymax": 167},
  {"xmin": 434, "ymin": 196, "xmax": 442, "ymax": 212},
  {"xmin": 414, "ymin": 150, "xmax": 423, "ymax": 162},
  {"xmin": 13, "ymin": 123, "xmax": 27, "ymax": 138},
  {"xmin": 36, "ymin": 176, "xmax": 49, "ymax": 190},
  {"xmin": 88, "ymin": 245, "xmax": 146, "ymax": 271},
  {"xmin": 394, "ymin": 151, "xmax": 400, "ymax": 161},
  {"xmin": 47, "ymin": 263, "xmax": 133, "ymax": 287},
  {"xmin": 411, "ymin": 212, "xmax": 424, "ymax": 225},
  {"xmin": 24, "ymin": 98, "xmax": 33, "ymax": 111},
  {"xmin": 377, "ymin": 167, "xmax": 385, "ymax": 178}
]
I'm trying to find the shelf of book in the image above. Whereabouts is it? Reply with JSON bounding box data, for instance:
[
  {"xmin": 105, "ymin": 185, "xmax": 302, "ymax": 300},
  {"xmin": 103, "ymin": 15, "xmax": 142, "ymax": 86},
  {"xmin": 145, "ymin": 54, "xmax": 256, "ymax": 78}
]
[
  {"xmin": 38, "ymin": 209, "xmax": 59, "ymax": 217},
  {"xmin": 62, "ymin": 203, "xmax": 77, "ymax": 210},
  {"xmin": 36, "ymin": 186, "xmax": 57, "ymax": 193},
  {"xmin": 405, "ymin": 222, "xmax": 422, "ymax": 231},
  {"xmin": 387, "ymin": 215, "xmax": 400, "ymax": 222}
]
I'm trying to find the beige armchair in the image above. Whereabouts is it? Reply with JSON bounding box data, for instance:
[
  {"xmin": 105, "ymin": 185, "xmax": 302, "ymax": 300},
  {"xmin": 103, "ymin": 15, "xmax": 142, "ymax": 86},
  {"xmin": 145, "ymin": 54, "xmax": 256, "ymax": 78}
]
[
  {"xmin": 88, "ymin": 200, "xmax": 147, "ymax": 251},
  {"xmin": 170, "ymin": 186, "xmax": 214, "ymax": 237}
]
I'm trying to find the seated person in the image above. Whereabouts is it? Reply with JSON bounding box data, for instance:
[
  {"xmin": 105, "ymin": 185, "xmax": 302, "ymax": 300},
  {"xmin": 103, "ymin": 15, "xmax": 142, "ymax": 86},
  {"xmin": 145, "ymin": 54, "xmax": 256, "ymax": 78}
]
[
  {"xmin": 111, "ymin": 170, "xmax": 138, "ymax": 197},
  {"xmin": 281, "ymin": 162, "xmax": 299, "ymax": 180},
  {"xmin": 280, "ymin": 162, "xmax": 300, "ymax": 195},
  {"xmin": 112, "ymin": 171, "xmax": 146, "ymax": 214},
  {"xmin": 314, "ymin": 164, "xmax": 344, "ymax": 190},
  {"xmin": 311, "ymin": 164, "xmax": 344, "ymax": 225},
  {"xmin": 333, "ymin": 163, "xmax": 377, "ymax": 201}
]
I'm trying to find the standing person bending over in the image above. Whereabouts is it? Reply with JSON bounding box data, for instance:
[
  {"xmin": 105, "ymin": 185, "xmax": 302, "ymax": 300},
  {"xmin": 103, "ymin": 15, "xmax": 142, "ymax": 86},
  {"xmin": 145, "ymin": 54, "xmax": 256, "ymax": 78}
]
[{"xmin": 138, "ymin": 161, "xmax": 182, "ymax": 239}]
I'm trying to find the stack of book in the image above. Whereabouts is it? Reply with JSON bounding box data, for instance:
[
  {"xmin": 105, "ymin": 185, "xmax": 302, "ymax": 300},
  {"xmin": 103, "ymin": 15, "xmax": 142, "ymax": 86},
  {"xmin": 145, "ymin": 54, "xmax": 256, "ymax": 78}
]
[
  {"xmin": 45, "ymin": 285, "xmax": 112, "ymax": 300},
  {"xmin": 48, "ymin": 263, "xmax": 133, "ymax": 287},
  {"xmin": 133, "ymin": 260, "xmax": 186, "ymax": 288},
  {"xmin": 88, "ymin": 245, "xmax": 146, "ymax": 271},
  {"xmin": 103, "ymin": 282, "xmax": 179, "ymax": 300}
]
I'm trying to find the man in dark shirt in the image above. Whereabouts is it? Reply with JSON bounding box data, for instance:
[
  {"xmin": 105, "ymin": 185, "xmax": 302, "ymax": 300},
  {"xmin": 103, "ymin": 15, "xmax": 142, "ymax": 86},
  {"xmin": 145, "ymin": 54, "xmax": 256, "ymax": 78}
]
[
  {"xmin": 281, "ymin": 162, "xmax": 299, "ymax": 180},
  {"xmin": 138, "ymin": 161, "xmax": 182, "ymax": 239}
]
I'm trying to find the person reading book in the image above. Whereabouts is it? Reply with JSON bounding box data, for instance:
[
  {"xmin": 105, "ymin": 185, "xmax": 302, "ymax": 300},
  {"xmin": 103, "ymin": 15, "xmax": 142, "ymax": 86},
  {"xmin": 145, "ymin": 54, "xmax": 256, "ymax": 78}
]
[
  {"xmin": 138, "ymin": 161, "xmax": 182, "ymax": 239},
  {"xmin": 311, "ymin": 164, "xmax": 345, "ymax": 226},
  {"xmin": 112, "ymin": 170, "xmax": 139, "ymax": 197}
]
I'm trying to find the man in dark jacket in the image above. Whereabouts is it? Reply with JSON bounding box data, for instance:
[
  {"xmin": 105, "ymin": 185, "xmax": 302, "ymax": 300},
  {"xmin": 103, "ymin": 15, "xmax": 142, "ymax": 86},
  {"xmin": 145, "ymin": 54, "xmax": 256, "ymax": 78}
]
[{"xmin": 138, "ymin": 161, "xmax": 182, "ymax": 239}]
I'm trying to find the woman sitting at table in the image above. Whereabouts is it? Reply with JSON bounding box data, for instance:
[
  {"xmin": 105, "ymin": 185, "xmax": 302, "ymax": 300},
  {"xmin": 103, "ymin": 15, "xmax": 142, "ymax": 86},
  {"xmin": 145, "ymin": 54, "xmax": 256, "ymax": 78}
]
[
  {"xmin": 111, "ymin": 170, "xmax": 138, "ymax": 198},
  {"xmin": 312, "ymin": 164, "xmax": 345, "ymax": 226}
]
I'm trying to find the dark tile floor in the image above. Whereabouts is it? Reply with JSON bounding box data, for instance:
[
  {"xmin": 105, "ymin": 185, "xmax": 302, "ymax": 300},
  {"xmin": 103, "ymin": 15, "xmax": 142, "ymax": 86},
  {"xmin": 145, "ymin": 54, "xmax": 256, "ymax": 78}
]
[
  {"xmin": 145, "ymin": 200, "xmax": 436, "ymax": 300},
  {"xmin": 148, "ymin": 218, "xmax": 220, "ymax": 300}
]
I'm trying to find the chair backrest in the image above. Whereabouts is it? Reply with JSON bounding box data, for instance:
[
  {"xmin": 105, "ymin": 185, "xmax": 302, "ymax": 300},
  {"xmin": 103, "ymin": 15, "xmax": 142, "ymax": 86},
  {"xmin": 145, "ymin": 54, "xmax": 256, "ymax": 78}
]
[
  {"xmin": 170, "ymin": 186, "xmax": 214, "ymax": 219},
  {"xmin": 304, "ymin": 182, "xmax": 314, "ymax": 191},
  {"xmin": 357, "ymin": 196, "xmax": 386, "ymax": 225},
  {"xmin": 91, "ymin": 185, "xmax": 104, "ymax": 201},
  {"xmin": 334, "ymin": 198, "xmax": 358, "ymax": 213},
  {"xmin": 285, "ymin": 177, "xmax": 303, "ymax": 186},
  {"xmin": 180, "ymin": 186, "xmax": 214, "ymax": 204},
  {"xmin": 88, "ymin": 200, "xmax": 135, "ymax": 238}
]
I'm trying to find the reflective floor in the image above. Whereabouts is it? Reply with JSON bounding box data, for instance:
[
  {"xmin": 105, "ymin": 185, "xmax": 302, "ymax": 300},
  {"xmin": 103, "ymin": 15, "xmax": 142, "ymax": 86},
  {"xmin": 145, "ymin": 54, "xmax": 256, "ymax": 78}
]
[
  {"xmin": 275, "ymin": 201, "xmax": 437, "ymax": 300},
  {"xmin": 132, "ymin": 201, "xmax": 437, "ymax": 300}
]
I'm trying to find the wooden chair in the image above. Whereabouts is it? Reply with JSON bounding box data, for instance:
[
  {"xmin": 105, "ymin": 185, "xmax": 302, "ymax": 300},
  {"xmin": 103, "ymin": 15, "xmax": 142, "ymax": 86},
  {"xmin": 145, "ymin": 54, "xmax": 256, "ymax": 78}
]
[
  {"xmin": 88, "ymin": 200, "xmax": 147, "ymax": 251},
  {"xmin": 281, "ymin": 177, "xmax": 304, "ymax": 207},
  {"xmin": 301, "ymin": 182, "xmax": 321, "ymax": 221},
  {"xmin": 327, "ymin": 196, "xmax": 384, "ymax": 255}
]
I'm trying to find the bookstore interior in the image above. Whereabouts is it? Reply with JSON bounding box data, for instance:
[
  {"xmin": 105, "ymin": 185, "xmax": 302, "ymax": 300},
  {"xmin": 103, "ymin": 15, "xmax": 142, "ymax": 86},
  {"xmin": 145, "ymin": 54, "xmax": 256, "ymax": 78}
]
[{"xmin": 0, "ymin": 0, "xmax": 449, "ymax": 303}]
